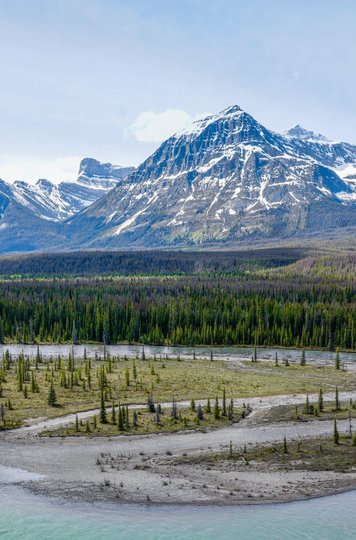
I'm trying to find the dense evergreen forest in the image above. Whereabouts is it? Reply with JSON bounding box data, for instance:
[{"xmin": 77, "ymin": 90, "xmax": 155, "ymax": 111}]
[
  {"xmin": 0, "ymin": 253, "xmax": 355, "ymax": 349},
  {"xmin": 0, "ymin": 248, "xmax": 307, "ymax": 276}
]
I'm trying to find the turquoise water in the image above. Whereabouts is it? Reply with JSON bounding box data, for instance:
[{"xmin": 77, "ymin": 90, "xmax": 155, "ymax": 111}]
[{"xmin": 0, "ymin": 486, "xmax": 355, "ymax": 540}]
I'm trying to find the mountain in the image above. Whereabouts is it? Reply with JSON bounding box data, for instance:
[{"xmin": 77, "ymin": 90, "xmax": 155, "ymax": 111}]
[
  {"xmin": 12, "ymin": 159, "xmax": 135, "ymax": 221},
  {"xmin": 65, "ymin": 105, "xmax": 356, "ymax": 248},
  {"xmin": 284, "ymin": 125, "xmax": 329, "ymax": 143},
  {"xmin": 0, "ymin": 158, "xmax": 134, "ymax": 252}
]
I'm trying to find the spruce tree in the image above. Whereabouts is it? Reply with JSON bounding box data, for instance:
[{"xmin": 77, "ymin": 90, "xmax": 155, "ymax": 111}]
[
  {"xmin": 100, "ymin": 390, "xmax": 107, "ymax": 424},
  {"xmin": 333, "ymin": 417, "xmax": 339, "ymax": 445},
  {"xmin": 222, "ymin": 387, "xmax": 227, "ymax": 417},
  {"xmin": 48, "ymin": 383, "xmax": 57, "ymax": 406},
  {"xmin": 118, "ymin": 406, "xmax": 125, "ymax": 430},
  {"xmin": 197, "ymin": 403, "xmax": 204, "ymax": 421},
  {"xmin": 206, "ymin": 398, "xmax": 211, "ymax": 413},
  {"xmin": 283, "ymin": 435, "xmax": 288, "ymax": 453},
  {"xmin": 229, "ymin": 440, "xmax": 233, "ymax": 459},
  {"xmin": 228, "ymin": 398, "xmax": 234, "ymax": 420},
  {"xmin": 214, "ymin": 396, "xmax": 220, "ymax": 420},
  {"xmin": 300, "ymin": 350, "xmax": 306, "ymax": 366},
  {"xmin": 111, "ymin": 403, "xmax": 116, "ymax": 425},
  {"xmin": 335, "ymin": 351, "xmax": 340, "ymax": 370},
  {"xmin": 318, "ymin": 388, "xmax": 324, "ymax": 412}
]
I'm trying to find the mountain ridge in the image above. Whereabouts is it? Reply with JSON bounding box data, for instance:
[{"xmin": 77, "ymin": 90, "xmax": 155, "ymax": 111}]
[
  {"xmin": 1, "ymin": 105, "xmax": 356, "ymax": 253},
  {"xmin": 64, "ymin": 105, "xmax": 356, "ymax": 249},
  {"xmin": 0, "ymin": 158, "xmax": 134, "ymax": 251}
]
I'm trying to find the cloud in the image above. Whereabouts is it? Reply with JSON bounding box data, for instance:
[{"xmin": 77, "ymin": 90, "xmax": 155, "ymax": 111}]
[
  {"xmin": 0, "ymin": 155, "xmax": 81, "ymax": 184},
  {"xmin": 128, "ymin": 109, "xmax": 206, "ymax": 142}
]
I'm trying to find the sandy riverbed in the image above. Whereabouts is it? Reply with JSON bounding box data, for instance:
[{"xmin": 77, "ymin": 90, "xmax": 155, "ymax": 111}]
[{"xmin": 1, "ymin": 391, "xmax": 356, "ymax": 505}]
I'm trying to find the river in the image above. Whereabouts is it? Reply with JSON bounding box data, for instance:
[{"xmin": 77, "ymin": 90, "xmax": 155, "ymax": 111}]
[
  {"xmin": 1, "ymin": 343, "xmax": 355, "ymax": 366},
  {"xmin": 0, "ymin": 482, "xmax": 355, "ymax": 540}
]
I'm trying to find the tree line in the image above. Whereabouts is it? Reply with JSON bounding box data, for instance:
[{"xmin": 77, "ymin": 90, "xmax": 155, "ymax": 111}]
[{"xmin": 0, "ymin": 274, "xmax": 355, "ymax": 349}]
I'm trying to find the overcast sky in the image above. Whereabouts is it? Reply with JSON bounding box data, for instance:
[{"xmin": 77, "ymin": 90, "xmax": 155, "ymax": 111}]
[{"xmin": 0, "ymin": 0, "xmax": 355, "ymax": 183}]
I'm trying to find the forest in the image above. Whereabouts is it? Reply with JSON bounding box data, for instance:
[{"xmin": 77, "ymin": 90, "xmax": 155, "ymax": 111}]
[
  {"xmin": 0, "ymin": 247, "xmax": 307, "ymax": 276},
  {"xmin": 0, "ymin": 246, "xmax": 355, "ymax": 350}
]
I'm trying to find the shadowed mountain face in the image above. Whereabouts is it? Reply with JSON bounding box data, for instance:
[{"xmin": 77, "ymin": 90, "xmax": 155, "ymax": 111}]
[
  {"xmin": 65, "ymin": 105, "xmax": 356, "ymax": 249},
  {"xmin": 1, "ymin": 106, "xmax": 356, "ymax": 253}
]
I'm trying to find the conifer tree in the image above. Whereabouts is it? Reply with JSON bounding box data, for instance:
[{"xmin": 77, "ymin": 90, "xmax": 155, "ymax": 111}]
[
  {"xmin": 48, "ymin": 383, "xmax": 57, "ymax": 406},
  {"xmin": 335, "ymin": 351, "xmax": 340, "ymax": 370},
  {"xmin": 206, "ymin": 398, "xmax": 211, "ymax": 413},
  {"xmin": 214, "ymin": 396, "xmax": 220, "ymax": 419},
  {"xmin": 300, "ymin": 350, "xmax": 306, "ymax": 366},
  {"xmin": 197, "ymin": 403, "xmax": 204, "ymax": 421},
  {"xmin": 118, "ymin": 406, "xmax": 125, "ymax": 430},
  {"xmin": 283, "ymin": 435, "xmax": 288, "ymax": 453},
  {"xmin": 72, "ymin": 320, "xmax": 78, "ymax": 345},
  {"xmin": 171, "ymin": 396, "xmax": 178, "ymax": 419},
  {"xmin": 318, "ymin": 388, "xmax": 324, "ymax": 412},
  {"xmin": 100, "ymin": 390, "xmax": 107, "ymax": 424},
  {"xmin": 222, "ymin": 387, "xmax": 227, "ymax": 416},
  {"xmin": 228, "ymin": 398, "xmax": 234, "ymax": 420},
  {"xmin": 111, "ymin": 403, "xmax": 116, "ymax": 424},
  {"xmin": 229, "ymin": 440, "xmax": 233, "ymax": 458},
  {"xmin": 125, "ymin": 367, "xmax": 130, "ymax": 387},
  {"xmin": 333, "ymin": 417, "xmax": 339, "ymax": 445}
]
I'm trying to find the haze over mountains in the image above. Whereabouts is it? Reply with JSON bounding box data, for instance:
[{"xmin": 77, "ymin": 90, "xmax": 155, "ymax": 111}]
[{"xmin": 1, "ymin": 105, "xmax": 356, "ymax": 253}]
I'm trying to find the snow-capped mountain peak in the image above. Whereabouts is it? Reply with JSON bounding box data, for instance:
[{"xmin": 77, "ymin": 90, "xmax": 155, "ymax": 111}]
[
  {"xmin": 1, "ymin": 106, "xmax": 356, "ymax": 253},
  {"xmin": 64, "ymin": 105, "xmax": 356, "ymax": 250},
  {"xmin": 0, "ymin": 157, "xmax": 135, "ymax": 251},
  {"xmin": 285, "ymin": 124, "xmax": 330, "ymax": 143}
]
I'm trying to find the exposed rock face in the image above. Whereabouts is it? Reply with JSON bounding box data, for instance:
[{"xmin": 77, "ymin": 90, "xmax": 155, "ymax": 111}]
[
  {"xmin": 0, "ymin": 159, "xmax": 134, "ymax": 252},
  {"xmin": 1, "ymin": 105, "xmax": 356, "ymax": 253},
  {"xmin": 66, "ymin": 105, "xmax": 356, "ymax": 248}
]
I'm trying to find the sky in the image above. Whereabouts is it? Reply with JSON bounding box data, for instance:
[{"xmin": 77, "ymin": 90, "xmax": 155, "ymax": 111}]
[{"xmin": 0, "ymin": 0, "xmax": 356, "ymax": 183}]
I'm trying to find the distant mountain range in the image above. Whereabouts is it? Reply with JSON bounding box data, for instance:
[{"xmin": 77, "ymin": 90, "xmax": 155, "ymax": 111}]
[
  {"xmin": 0, "ymin": 159, "xmax": 134, "ymax": 252},
  {"xmin": 1, "ymin": 105, "xmax": 356, "ymax": 253}
]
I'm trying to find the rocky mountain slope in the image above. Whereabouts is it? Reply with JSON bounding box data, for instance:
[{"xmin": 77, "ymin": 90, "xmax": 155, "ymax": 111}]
[
  {"xmin": 65, "ymin": 105, "xmax": 356, "ymax": 248},
  {"xmin": 0, "ymin": 159, "xmax": 134, "ymax": 252}
]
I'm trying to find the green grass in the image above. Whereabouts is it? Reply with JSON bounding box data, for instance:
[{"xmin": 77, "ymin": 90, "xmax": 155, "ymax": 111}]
[
  {"xmin": 41, "ymin": 404, "xmax": 244, "ymax": 437},
  {"xmin": 0, "ymin": 354, "xmax": 354, "ymax": 430},
  {"xmin": 179, "ymin": 435, "xmax": 356, "ymax": 472}
]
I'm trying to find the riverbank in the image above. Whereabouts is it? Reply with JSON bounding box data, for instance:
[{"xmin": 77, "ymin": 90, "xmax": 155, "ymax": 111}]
[{"xmin": 1, "ymin": 402, "xmax": 356, "ymax": 506}]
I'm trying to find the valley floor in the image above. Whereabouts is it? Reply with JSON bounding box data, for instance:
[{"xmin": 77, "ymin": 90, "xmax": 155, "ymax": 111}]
[{"xmin": 1, "ymin": 390, "xmax": 356, "ymax": 506}]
